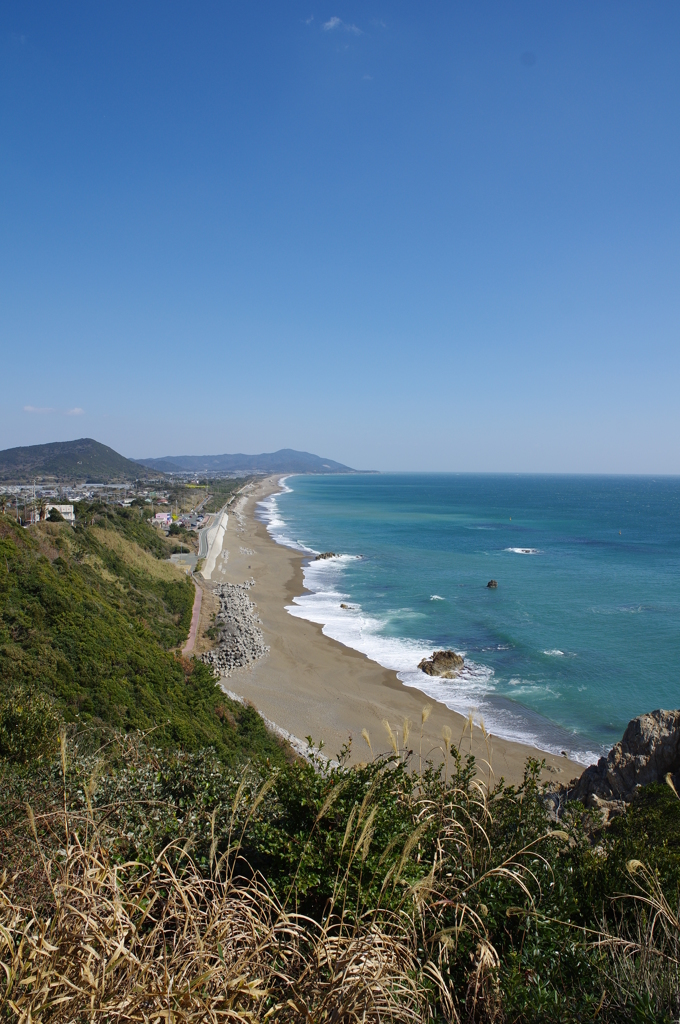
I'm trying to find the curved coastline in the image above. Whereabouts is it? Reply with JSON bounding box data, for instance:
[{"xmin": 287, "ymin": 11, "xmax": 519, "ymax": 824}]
[
  {"xmin": 216, "ymin": 475, "xmax": 584, "ymax": 786},
  {"xmin": 256, "ymin": 476, "xmax": 602, "ymax": 767}
]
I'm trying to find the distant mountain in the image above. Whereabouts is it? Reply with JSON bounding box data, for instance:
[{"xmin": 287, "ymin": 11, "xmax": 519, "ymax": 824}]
[
  {"xmin": 134, "ymin": 448, "xmax": 356, "ymax": 475},
  {"xmin": 0, "ymin": 438, "xmax": 159, "ymax": 483}
]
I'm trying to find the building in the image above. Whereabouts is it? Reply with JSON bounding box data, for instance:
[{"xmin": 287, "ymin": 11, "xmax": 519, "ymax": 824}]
[
  {"xmin": 154, "ymin": 512, "xmax": 172, "ymax": 525},
  {"xmin": 45, "ymin": 504, "xmax": 75, "ymax": 523}
]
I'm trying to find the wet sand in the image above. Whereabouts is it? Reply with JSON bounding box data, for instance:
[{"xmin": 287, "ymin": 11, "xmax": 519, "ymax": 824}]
[{"xmin": 210, "ymin": 476, "xmax": 584, "ymax": 787}]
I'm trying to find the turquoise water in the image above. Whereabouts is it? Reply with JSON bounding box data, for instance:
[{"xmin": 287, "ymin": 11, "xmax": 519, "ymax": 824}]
[{"xmin": 257, "ymin": 474, "xmax": 680, "ymax": 764}]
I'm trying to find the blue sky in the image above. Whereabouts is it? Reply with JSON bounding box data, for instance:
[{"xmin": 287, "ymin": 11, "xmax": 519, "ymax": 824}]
[{"xmin": 1, "ymin": 2, "xmax": 679, "ymax": 472}]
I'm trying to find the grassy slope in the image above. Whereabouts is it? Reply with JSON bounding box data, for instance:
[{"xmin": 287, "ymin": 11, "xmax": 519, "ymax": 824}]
[{"xmin": 0, "ymin": 506, "xmax": 284, "ymax": 764}]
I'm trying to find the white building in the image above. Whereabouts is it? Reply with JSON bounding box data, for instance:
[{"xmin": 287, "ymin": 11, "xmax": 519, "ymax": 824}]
[{"xmin": 45, "ymin": 504, "xmax": 76, "ymax": 523}]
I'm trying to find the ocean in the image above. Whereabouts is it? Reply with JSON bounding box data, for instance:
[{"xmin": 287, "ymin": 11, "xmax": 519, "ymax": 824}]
[{"xmin": 256, "ymin": 474, "xmax": 680, "ymax": 766}]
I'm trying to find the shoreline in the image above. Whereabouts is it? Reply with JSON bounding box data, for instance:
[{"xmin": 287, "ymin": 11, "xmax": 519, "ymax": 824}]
[{"xmin": 209, "ymin": 476, "xmax": 584, "ymax": 786}]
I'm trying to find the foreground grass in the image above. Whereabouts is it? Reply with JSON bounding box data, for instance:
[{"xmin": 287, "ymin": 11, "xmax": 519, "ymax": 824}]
[
  {"xmin": 2, "ymin": 731, "xmax": 680, "ymax": 1022},
  {"xmin": 2, "ymin": 506, "xmax": 680, "ymax": 1020}
]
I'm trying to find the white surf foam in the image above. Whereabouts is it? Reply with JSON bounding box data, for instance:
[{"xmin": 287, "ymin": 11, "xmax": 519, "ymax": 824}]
[
  {"xmin": 256, "ymin": 478, "xmax": 317, "ymax": 554},
  {"xmin": 286, "ymin": 557, "xmax": 600, "ymax": 764},
  {"xmin": 257, "ymin": 479, "xmax": 599, "ymax": 766},
  {"xmin": 430, "ymin": 594, "xmax": 445, "ymax": 601},
  {"xmin": 544, "ymin": 649, "xmax": 564, "ymax": 657},
  {"xmin": 505, "ymin": 547, "xmax": 540, "ymax": 554}
]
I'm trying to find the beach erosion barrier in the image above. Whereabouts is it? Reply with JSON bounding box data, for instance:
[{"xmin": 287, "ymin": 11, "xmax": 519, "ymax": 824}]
[{"xmin": 199, "ymin": 510, "xmax": 228, "ymax": 580}]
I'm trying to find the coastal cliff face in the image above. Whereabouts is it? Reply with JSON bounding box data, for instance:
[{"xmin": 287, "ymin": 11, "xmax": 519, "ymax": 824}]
[
  {"xmin": 572, "ymin": 709, "xmax": 680, "ymax": 808},
  {"xmin": 542, "ymin": 708, "xmax": 680, "ymax": 822}
]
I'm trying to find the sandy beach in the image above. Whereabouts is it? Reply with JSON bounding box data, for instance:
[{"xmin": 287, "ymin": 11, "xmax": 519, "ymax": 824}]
[{"xmin": 199, "ymin": 476, "xmax": 584, "ymax": 787}]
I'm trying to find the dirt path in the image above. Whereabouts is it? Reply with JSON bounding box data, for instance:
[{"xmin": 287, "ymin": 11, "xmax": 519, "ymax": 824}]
[{"xmin": 182, "ymin": 581, "xmax": 203, "ymax": 655}]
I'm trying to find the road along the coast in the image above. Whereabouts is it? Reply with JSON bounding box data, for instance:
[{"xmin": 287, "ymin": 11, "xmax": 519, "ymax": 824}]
[{"xmin": 199, "ymin": 508, "xmax": 229, "ymax": 580}]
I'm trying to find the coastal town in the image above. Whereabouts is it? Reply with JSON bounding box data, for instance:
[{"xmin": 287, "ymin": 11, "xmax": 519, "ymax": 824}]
[{"xmin": 1, "ymin": 478, "xmax": 219, "ymax": 533}]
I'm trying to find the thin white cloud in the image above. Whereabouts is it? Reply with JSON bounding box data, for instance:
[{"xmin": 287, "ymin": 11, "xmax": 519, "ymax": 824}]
[
  {"xmin": 323, "ymin": 16, "xmax": 361, "ymax": 34},
  {"xmin": 23, "ymin": 405, "xmax": 85, "ymax": 416}
]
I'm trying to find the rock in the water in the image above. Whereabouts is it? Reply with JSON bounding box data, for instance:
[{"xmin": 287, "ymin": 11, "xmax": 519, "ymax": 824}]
[
  {"xmin": 340, "ymin": 603, "xmax": 349, "ymax": 609},
  {"xmin": 314, "ymin": 552, "xmax": 337, "ymax": 560},
  {"xmin": 570, "ymin": 710, "xmax": 680, "ymax": 815},
  {"xmin": 418, "ymin": 650, "xmax": 465, "ymax": 678},
  {"xmin": 487, "ymin": 580, "xmax": 498, "ymax": 588}
]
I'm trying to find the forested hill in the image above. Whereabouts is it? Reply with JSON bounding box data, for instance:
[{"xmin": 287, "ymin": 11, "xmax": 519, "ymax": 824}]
[
  {"xmin": 135, "ymin": 448, "xmax": 357, "ymax": 474},
  {"xmin": 0, "ymin": 437, "xmax": 158, "ymax": 483}
]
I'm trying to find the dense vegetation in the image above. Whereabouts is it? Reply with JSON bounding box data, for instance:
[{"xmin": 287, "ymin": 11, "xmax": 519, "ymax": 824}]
[
  {"xmin": 2, "ymin": 730, "xmax": 680, "ymax": 1022},
  {"xmin": 1, "ymin": 511, "xmax": 679, "ymax": 1021},
  {"xmin": 0, "ymin": 509, "xmax": 285, "ymax": 764}
]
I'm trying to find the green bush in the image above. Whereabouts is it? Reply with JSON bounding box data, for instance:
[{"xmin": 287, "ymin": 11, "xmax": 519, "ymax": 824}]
[
  {"xmin": 0, "ymin": 511, "xmax": 285, "ymax": 765},
  {"xmin": 4, "ymin": 733, "xmax": 680, "ymax": 1022},
  {"xmin": 0, "ymin": 686, "xmax": 60, "ymax": 763}
]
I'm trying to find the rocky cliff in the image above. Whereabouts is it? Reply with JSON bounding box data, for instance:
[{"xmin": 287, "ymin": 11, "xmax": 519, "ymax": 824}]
[
  {"xmin": 571, "ymin": 709, "xmax": 680, "ymax": 810},
  {"xmin": 544, "ymin": 708, "xmax": 680, "ymax": 822}
]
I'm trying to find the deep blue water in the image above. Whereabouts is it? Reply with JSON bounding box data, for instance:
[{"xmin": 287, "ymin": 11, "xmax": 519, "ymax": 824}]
[{"xmin": 257, "ymin": 474, "xmax": 680, "ymax": 764}]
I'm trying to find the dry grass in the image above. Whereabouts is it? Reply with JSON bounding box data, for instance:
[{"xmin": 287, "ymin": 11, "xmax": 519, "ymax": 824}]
[
  {"xmin": 0, "ymin": 839, "xmax": 432, "ymax": 1023},
  {"xmin": 32, "ymin": 519, "xmax": 186, "ymax": 586},
  {"xmin": 0, "ymin": 719, "xmax": 571, "ymax": 1023},
  {"xmin": 593, "ymin": 858, "xmax": 680, "ymax": 1019},
  {"xmin": 91, "ymin": 529, "xmax": 186, "ymax": 583},
  {"xmin": 0, "ymin": 737, "xmax": 448, "ymax": 1023}
]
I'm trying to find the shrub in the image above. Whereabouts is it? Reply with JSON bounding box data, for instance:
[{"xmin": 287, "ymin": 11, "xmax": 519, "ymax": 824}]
[
  {"xmin": 0, "ymin": 512, "xmax": 285, "ymax": 765},
  {"xmin": 0, "ymin": 686, "xmax": 59, "ymax": 763},
  {"xmin": 0, "ymin": 733, "xmax": 580, "ymax": 1022}
]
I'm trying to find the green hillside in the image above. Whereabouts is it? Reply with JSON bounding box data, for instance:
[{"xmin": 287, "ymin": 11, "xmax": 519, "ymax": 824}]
[
  {"xmin": 0, "ymin": 507, "xmax": 284, "ymax": 764},
  {"xmin": 0, "ymin": 437, "xmax": 157, "ymax": 483}
]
